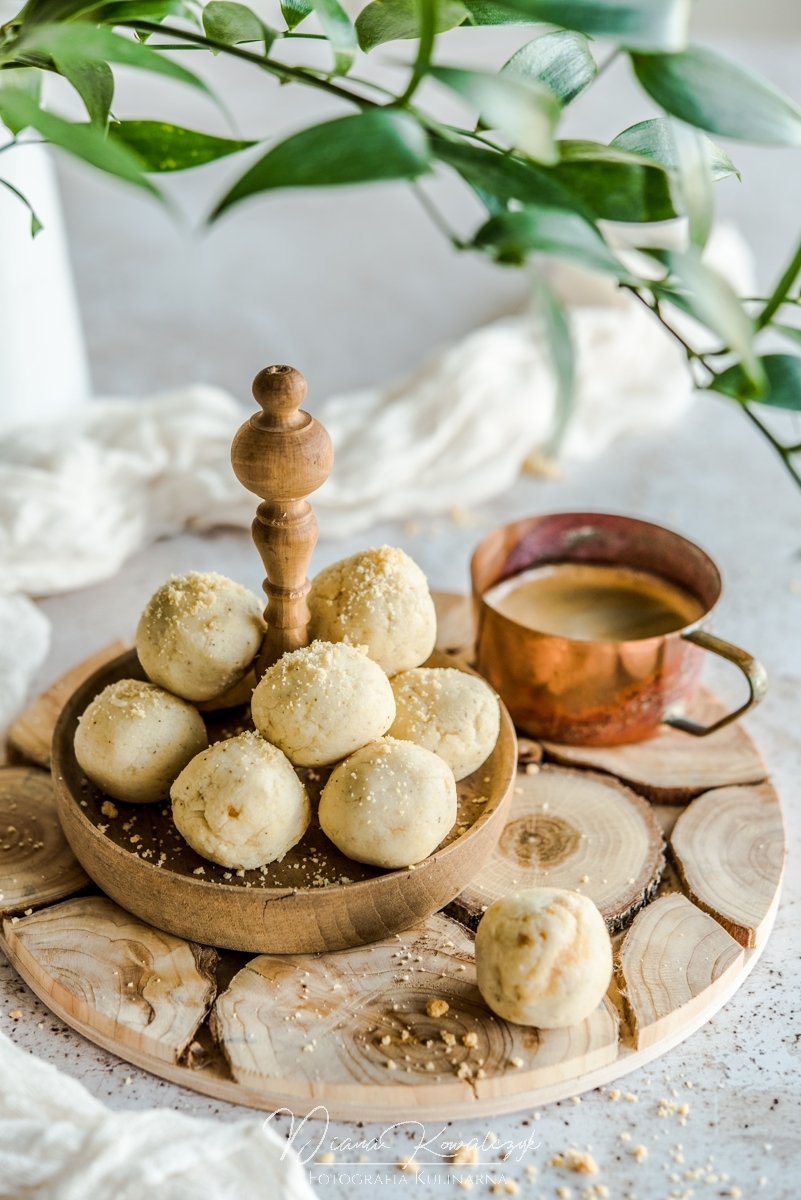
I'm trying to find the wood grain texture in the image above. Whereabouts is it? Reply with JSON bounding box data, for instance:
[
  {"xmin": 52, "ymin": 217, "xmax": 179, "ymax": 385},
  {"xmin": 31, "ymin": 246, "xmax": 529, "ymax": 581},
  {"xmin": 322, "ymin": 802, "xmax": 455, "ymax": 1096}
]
[
  {"xmin": 3, "ymin": 895, "xmax": 217, "ymax": 1062},
  {"xmin": 542, "ymin": 689, "xmax": 767, "ymax": 803},
  {"xmin": 231, "ymin": 366, "xmax": 334, "ymax": 674},
  {"xmin": 6, "ymin": 641, "xmax": 129, "ymax": 768},
  {"xmin": 51, "ymin": 649, "xmax": 516, "ymax": 955},
  {"xmin": 616, "ymin": 892, "xmax": 744, "ymax": 1050},
  {"xmin": 212, "ymin": 913, "xmax": 618, "ymax": 1106},
  {"xmin": 670, "ymin": 782, "xmax": 785, "ymax": 948},
  {"xmin": 448, "ymin": 765, "xmax": 664, "ymax": 933},
  {"xmin": 0, "ymin": 767, "xmax": 89, "ymax": 914}
]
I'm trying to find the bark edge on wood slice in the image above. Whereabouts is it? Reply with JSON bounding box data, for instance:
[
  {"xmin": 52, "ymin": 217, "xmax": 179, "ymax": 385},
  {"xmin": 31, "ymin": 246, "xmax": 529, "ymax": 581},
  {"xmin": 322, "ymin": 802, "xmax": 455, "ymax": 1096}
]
[
  {"xmin": 447, "ymin": 765, "xmax": 665, "ymax": 934},
  {"xmin": 6, "ymin": 641, "xmax": 129, "ymax": 769},
  {"xmin": 542, "ymin": 689, "xmax": 767, "ymax": 804},
  {"xmin": 670, "ymin": 782, "xmax": 785, "ymax": 949},
  {"xmin": 615, "ymin": 891, "xmax": 744, "ymax": 1050},
  {"xmin": 0, "ymin": 767, "xmax": 89, "ymax": 914},
  {"xmin": 3, "ymin": 895, "xmax": 217, "ymax": 1062},
  {"xmin": 211, "ymin": 913, "xmax": 618, "ymax": 1105}
]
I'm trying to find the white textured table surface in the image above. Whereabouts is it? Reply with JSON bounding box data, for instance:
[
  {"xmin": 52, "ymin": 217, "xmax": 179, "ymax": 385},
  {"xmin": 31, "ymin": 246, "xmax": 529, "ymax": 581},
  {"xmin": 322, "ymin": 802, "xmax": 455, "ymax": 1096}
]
[{"xmin": 3, "ymin": 21, "xmax": 801, "ymax": 1200}]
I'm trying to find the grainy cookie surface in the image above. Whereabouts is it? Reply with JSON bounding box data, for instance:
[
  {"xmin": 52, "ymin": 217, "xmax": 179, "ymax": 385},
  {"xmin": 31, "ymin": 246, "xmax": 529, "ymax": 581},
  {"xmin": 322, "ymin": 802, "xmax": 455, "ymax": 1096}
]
[
  {"xmin": 171, "ymin": 731, "xmax": 310, "ymax": 869},
  {"xmin": 389, "ymin": 666, "xmax": 500, "ymax": 780},
  {"xmin": 251, "ymin": 640, "xmax": 395, "ymax": 767},
  {"xmin": 74, "ymin": 678, "xmax": 208, "ymax": 804},
  {"xmin": 307, "ymin": 546, "xmax": 436, "ymax": 676},
  {"xmin": 137, "ymin": 571, "xmax": 265, "ymax": 702}
]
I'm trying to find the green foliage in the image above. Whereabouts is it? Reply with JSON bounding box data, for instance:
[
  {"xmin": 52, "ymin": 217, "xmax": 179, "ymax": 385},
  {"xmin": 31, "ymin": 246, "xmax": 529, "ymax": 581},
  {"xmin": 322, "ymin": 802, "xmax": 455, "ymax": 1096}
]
[
  {"xmin": 611, "ymin": 117, "xmax": 739, "ymax": 182},
  {"xmin": 711, "ymin": 355, "xmax": 801, "ymax": 410},
  {"xmin": 429, "ymin": 65, "xmax": 560, "ymax": 163},
  {"xmin": 549, "ymin": 141, "xmax": 675, "ymax": 222},
  {"xmin": 491, "ymin": 0, "xmax": 690, "ymax": 51},
  {"xmin": 474, "ymin": 207, "xmax": 627, "ymax": 275},
  {"xmin": 202, "ymin": 2, "xmax": 275, "ymax": 52},
  {"xmin": 111, "ymin": 120, "xmax": 255, "ymax": 169},
  {"xmin": 501, "ymin": 30, "xmax": 596, "ymax": 104},
  {"xmin": 356, "ymin": 0, "xmax": 467, "ymax": 53},
  {"xmin": 310, "ymin": 0, "xmax": 356, "ymax": 75},
  {"xmin": 280, "ymin": 0, "xmax": 311, "ymax": 30}
]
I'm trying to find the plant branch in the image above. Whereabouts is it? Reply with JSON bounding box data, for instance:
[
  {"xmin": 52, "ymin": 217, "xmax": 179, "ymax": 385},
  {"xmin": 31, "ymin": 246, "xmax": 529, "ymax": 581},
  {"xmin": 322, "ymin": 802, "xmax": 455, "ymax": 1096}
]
[
  {"xmin": 739, "ymin": 402, "xmax": 801, "ymax": 488},
  {"xmin": 758, "ymin": 233, "xmax": 801, "ymax": 330},
  {"xmin": 411, "ymin": 180, "xmax": 464, "ymax": 247},
  {"xmin": 397, "ymin": 0, "xmax": 436, "ymax": 107}
]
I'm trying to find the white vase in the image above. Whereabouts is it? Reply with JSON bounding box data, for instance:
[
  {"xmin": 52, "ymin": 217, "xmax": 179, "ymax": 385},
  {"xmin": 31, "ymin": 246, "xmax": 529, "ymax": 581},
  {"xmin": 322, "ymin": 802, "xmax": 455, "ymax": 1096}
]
[{"xmin": 0, "ymin": 134, "xmax": 91, "ymax": 433}]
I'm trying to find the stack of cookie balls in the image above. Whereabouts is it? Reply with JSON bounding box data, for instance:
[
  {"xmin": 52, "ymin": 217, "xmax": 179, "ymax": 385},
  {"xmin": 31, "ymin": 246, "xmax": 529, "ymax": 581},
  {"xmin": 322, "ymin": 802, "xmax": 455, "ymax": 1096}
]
[{"xmin": 73, "ymin": 548, "xmax": 501, "ymax": 875}]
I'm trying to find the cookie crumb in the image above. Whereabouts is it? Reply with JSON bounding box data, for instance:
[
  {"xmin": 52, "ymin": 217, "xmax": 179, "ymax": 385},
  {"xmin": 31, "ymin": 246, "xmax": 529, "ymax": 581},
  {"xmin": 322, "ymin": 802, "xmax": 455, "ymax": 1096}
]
[{"xmin": 427, "ymin": 997, "xmax": 449, "ymax": 1018}]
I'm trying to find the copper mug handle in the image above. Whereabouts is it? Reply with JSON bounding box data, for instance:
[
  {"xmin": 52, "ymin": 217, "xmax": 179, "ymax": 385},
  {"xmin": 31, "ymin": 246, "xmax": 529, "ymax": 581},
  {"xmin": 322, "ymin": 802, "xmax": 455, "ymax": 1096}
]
[{"xmin": 662, "ymin": 629, "xmax": 768, "ymax": 737}]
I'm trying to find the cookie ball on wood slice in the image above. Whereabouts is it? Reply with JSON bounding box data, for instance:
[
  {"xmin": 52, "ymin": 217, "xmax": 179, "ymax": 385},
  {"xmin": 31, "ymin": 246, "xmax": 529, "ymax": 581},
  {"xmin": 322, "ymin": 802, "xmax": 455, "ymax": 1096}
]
[
  {"xmin": 136, "ymin": 572, "xmax": 266, "ymax": 703},
  {"xmin": 318, "ymin": 737, "xmax": 457, "ymax": 868},
  {"xmin": 388, "ymin": 667, "xmax": 500, "ymax": 780},
  {"xmin": 307, "ymin": 546, "xmax": 437, "ymax": 676},
  {"xmin": 171, "ymin": 731, "xmax": 310, "ymax": 870},
  {"xmin": 448, "ymin": 765, "xmax": 664, "ymax": 933},
  {"xmin": 475, "ymin": 888, "xmax": 612, "ymax": 1028},
  {"xmin": 251, "ymin": 641, "xmax": 395, "ymax": 768},
  {"xmin": 74, "ymin": 680, "xmax": 208, "ymax": 804}
]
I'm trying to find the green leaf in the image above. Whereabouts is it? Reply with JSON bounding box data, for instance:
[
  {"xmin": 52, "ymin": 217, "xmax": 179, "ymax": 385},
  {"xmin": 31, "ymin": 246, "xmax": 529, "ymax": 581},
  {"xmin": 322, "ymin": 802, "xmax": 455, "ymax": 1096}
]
[
  {"xmin": 656, "ymin": 252, "xmax": 759, "ymax": 383},
  {"xmin": 0, "ymin": 67, "xmax": 42, "ymax": 132},
  {"xmin": 473, "ymin": 205, "xmax": 627, "ymax": 274},
  {"xmin": 533, "ymin": 273, "xmax": 575, "ymax": 453},
  {"xmin": 432, "ymin": 136, "xmax": 593, "ymax": 218},
  {"xmin": 0, "ymin": 175, "xmax": 44, "ymax": 235},
  {"xmin": 55, "ymin": 58, "xmax": 113, "ymax": 127},
  {"xmin": 429, "ymin": 65, "xmax": 559, "ymax": 164},
  {"xmin": 202, "ymin": 1, "xmax": 275, "ymax": 52},
  {"xmin": 212, "ymin": 109, "xmax": 429, "ymax": 218},
  {"xmin": 481, "ymin": 0, "xmax": 690, "ymax": 51},
  {"xmin": 775, "ymin": 324, "xmax": 801, "ymax": 349},
  {"xmin": 311, "ymin": 0, "xmax": 356, "ymax": 74},
  {"xmin": 549, "ymin": 139, "xmax": 675, "ymax": 222},
  {"xmin": 0, "ymin": 89, "xmax": 158, "ymax": 193},
  {"xmin": 461, "ymin": 0, "xmax": 532, "ymax": 22},
  {"xmin": 710, "ymin": 354, "xmax": 801, "ymax": 410},
  {"xmin": 611, "ymin": 116, "xmax": 739, "ymax": 181},
  {"xmin": 665, "ymin": 117, "xmax": 712, "ymax": 247},
  {"xmin": 502, "ymin": 30, "xmax": 596, "ymax": 105},
  {"xmin": 355, "ymin": 0, "xmax": 468, "ymax": 53},
  {"xmin": 631, "ymin": 47, "xmax": 801, "ymax": 145},
  {"xmin": 111, "ymin": 120, "xmax": 255, "ymax": 170},
  {"xmin": 19, "ymin": 23, "xmax": 212, "ymax": 96},
  {"xmin": 83, "ymin": 0, "xmax": 196, "ymax": 27},
  {"xmin": 281, "ymin": 0, "xmax": 311, "ymax": 29}
]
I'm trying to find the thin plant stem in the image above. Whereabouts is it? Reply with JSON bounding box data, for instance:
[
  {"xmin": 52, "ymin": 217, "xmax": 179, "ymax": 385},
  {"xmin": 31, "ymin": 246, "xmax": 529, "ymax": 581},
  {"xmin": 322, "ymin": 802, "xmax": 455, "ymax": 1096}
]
[
  {"xmin": 397, "ymin": 0, "xmax": 436, "ymax": 107},
  {"xmin": 411, "ymin": 180, "xmax": 464, "ymax": 247},
  {"xmin": 758, "ymin": 233, "xmax": 801, "ymax": 329},
  {"xmin": 740, "ymin": 402, "xmax": 801, "ymax": 488}
]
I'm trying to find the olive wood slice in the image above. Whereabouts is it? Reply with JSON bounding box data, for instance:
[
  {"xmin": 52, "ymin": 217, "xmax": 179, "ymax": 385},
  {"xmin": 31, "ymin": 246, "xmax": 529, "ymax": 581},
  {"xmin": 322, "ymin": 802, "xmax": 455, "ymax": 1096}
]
[
  {"xmin": 211, "ymin": 913, "xmax": 618, "ymax": 1107},
  {"xmin": 616, "ymin": 891, "xmax": 744, "ymax": 1050},
  {"xmin": 670, "ymin": 782, "xmax": 785, "ymax": 949},
  {"xmin": 2, "ymin": 895, "xmax": 217, "ymax": 1062},
  {"xmin": 448, "ymin": 765, "xmax": 665, "ymax": 933},
  {"xmin": 51, "ymin": 648, "xmax": 516, "ymax": 955},
  {"xmin": 6, "ymin": 641, "xmax": 129, "ymax": 769},
  {"xmin": 542, "ymin": 689, "xmax": 767, "ymax": 804},
  {"xmin": 0, "ymin": 767, "xmax": 89, "ymax": 914}
]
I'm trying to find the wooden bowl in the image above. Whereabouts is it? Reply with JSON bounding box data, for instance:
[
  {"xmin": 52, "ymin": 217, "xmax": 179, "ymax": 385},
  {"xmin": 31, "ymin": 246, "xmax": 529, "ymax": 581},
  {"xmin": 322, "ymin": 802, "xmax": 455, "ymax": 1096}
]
[{"xmin": 51, "ymin": 650, "xmax": 516, "ymax": 954}]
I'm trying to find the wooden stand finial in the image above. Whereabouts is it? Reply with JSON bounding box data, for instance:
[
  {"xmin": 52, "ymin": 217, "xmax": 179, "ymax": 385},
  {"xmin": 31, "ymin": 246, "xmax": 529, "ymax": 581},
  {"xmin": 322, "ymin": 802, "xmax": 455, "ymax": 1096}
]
[{"xmin": 231, "ymin": 365, "xmax": 333, "ymax": 675}]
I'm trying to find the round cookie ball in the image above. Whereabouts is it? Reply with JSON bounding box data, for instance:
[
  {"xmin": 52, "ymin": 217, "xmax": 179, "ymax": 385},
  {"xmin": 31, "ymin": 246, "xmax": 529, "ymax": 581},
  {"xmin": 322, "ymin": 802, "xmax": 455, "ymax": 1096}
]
[
  {"xmin": 171, "ymin": 731, "xmax": 310, "ymax": 870},
  {"xmin": 136, "ymin": 571, "xmax": 266, "ymax": 703},
  {"xmin": 388, "ymin": 667, "xmax": 501, "ymax": 781},
  {"xmin": 475, "ymin": 888, "xmax": 612, "ymax": 1029},
  {"xmin": 251, "ymin": 641, "xmax": 395, "ymax": 768},
  {"xmin": 307, "ymin": 546, "xmax": 436, "ymax": 676},
  {"xmin": 318, "ymin": 737, "xmax": 457, "ymax": 868},
  {"xmin": 74, "ymin": 679, "xmax": 208, "ymax": 805}
]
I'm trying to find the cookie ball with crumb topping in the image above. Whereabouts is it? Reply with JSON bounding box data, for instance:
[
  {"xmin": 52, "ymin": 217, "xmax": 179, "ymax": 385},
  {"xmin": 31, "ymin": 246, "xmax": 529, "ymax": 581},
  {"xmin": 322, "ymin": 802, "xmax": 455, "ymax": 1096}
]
[
  {"xmin": 74, "ymin": 679, "xmax": 208, "ymax": 804},
  {"xmin": 307, "ymin": 546, "xmax": 436, "ymax": 676},
  {"xmin": 171, "ymin": 731, "xmax": 310, "ymax": 869},
  {"xmin": 251, "ymin": 640, "xmax": 395, "ymax": 767},
  {"xmin": 136, "ymin": 571, "xmax": 266, "ymax": 702},
  {"xmin": 389, "ymin": 667, "xmax": 500, "ymax": 780},
  {"xmin": 318, "ymin": 737, "xmax": 457, "ymax": 868},
  {"xmin": 475, "ymin": 888, "xmax": 612, "ymax": 1028}
]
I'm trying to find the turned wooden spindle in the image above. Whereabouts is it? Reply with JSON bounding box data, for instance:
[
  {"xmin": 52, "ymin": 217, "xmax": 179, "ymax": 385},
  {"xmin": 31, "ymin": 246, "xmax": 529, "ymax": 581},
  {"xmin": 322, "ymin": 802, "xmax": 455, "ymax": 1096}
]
[{"xmin": 231, "ymin": 365, "xmax": 333, "ymax": 675}]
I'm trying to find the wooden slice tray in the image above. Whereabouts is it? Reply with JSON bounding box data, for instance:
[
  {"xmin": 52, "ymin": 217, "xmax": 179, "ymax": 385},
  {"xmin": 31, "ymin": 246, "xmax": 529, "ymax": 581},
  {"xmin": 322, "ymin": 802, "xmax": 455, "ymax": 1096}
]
[{"xmin": 0, "ymin": 606, "xmax": 786, "ymax": 1119}]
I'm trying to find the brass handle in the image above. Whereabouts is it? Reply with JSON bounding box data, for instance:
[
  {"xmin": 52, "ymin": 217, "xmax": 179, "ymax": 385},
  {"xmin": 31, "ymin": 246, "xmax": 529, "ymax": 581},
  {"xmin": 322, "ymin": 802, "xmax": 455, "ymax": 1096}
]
[{"xmin": 662, "ymin": 629, "xmax": 768, "ymax": 737}]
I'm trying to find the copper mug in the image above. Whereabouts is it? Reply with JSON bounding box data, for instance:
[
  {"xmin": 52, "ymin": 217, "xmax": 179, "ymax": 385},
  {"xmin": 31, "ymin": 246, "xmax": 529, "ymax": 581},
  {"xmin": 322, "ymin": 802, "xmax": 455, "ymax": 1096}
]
[{"xmin": 471, "ymin": 512, "xmax": 767, "ymax": 746}]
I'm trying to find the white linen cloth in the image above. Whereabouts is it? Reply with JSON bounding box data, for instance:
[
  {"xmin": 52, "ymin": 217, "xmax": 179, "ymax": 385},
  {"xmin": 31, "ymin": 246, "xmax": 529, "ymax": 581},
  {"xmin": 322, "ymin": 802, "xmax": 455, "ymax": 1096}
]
[{"xmin": 0, "ymin": 1029, "xmax": 316, "ymax": 1200}]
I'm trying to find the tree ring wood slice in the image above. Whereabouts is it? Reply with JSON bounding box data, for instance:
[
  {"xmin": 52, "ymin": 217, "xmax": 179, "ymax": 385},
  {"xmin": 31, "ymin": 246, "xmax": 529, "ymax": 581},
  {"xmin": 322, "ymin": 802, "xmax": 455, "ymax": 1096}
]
[
  {"xmin": 616, "ymin": 892, "xmax": 744, "ymax": 1051},
  {"xmin": 542, "ymin": 689, "xmax": 767, "ymax": 804},
  {"xmin": 51, "ymin": 648, "xmax": 516, "ymax": 954},
  {"xmin": 212, "ymin": 913, "xmax": 618, "ymax": 1109},
  {"xmin": 0, "ymin": 767, "xmax": 89, "ymax": 914},
  {"xmin": 670, "ymin": 782, "xmax": 785, "ymax": 949},
  {"xmin": 2, "ymin": 895, "xmax": 217, "ymax": 1062},
  {"xmin": 447, "ymin": 765, "xmax": 665, "ymax": 933}
]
